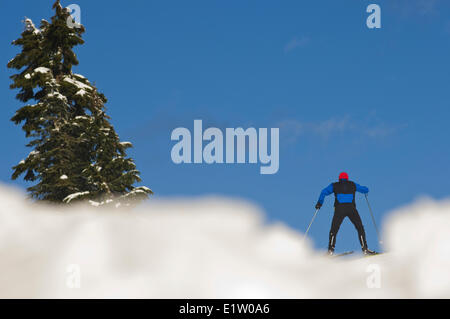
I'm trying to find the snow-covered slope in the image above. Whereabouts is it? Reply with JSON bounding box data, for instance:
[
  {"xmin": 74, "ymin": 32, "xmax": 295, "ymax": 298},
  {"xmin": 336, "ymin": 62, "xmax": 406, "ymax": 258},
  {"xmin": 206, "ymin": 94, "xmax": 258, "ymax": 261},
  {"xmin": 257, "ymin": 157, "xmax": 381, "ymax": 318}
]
[{"xmin": 0, "ymin": 185, "xmax": 449, "ymax": 298}]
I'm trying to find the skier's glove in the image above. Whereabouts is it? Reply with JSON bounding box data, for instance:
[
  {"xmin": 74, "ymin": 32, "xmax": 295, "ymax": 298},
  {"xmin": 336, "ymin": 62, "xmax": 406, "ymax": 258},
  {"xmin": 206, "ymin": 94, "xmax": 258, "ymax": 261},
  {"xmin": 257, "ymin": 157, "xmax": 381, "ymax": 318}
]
[{"xmin": 315, "ymin": 203, "xmax": 322, "ymax": 210}]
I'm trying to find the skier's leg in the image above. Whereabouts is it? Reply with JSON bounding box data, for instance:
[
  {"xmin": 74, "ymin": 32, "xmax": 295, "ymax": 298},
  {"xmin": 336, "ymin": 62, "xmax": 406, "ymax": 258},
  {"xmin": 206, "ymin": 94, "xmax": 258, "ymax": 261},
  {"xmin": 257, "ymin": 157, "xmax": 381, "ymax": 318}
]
[
  {"xmin": 328, "ymin": 209, "xmax": 345, "ymax": 252},
  {"xmin": 347, "ymin": 208, "xmax": 368, "ymax": 250}
]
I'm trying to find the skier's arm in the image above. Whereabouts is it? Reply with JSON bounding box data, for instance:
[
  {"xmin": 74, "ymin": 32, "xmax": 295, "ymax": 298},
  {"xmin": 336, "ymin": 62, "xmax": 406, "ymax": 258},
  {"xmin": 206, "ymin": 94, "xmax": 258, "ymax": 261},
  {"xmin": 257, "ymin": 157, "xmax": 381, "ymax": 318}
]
[
  {"xmin": 316, "ymin": 183, "xmax": 334, "ymax": 208},
  {"xmin": 355, "ymin": 183, "xmax": 369, "ymax": 194}
]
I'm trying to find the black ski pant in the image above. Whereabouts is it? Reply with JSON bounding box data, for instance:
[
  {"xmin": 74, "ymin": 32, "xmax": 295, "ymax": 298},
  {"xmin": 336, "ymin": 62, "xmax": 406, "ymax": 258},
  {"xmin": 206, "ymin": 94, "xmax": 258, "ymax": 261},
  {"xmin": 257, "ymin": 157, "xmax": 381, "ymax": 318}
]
[{"xmin": 328, "ymin": 204, "xmax": 368, "ymax": 251}]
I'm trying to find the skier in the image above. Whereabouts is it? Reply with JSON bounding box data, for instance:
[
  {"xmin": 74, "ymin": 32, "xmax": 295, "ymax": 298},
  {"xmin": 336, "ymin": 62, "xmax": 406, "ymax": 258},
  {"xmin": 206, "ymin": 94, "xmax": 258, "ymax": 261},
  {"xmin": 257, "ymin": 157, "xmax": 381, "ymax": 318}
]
[{"xmin": 315, "ymin": 172, "xmax": 377, "ymax": 256}]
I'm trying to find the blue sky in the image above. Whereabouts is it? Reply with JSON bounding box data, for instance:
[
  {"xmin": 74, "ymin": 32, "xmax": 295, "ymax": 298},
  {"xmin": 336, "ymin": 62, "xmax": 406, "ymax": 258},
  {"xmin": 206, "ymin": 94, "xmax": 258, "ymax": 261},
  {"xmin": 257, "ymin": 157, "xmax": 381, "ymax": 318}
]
[{"xmin": 1, "ymin": 0, "xmax": 450, "ymax": 253}]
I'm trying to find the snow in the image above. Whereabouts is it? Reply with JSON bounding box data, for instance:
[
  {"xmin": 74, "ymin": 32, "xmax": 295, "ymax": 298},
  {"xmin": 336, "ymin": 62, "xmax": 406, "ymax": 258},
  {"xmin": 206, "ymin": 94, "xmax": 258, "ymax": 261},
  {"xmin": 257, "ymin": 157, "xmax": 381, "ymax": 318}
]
[
  {"xmin": 47, "ymin": 92, "xmax": 67, "ymax": 101},
  {"xmin": 75, "ymin": 89, "xmax": 86, "ymax": 96},
  {"xmin": 138, "ymin": 186, "xmax": 152, "ymax": 192},
  {"xmin": 120, "ymin": 142, "xmax": 133, "ymax": 147},
  {"xmin": 34, "ymin": 67, "xmax": 51, "ymax": 74},
  {"xmin": 88, "ymin": 200, "xmax": 100, "ymax": 207},
  {"xmin": 63, "ymin": 76, "xmax": 91, "ymax": 91},
  {"xmin": 75, "ymin": 115, "xmax": 89, "ymax": 120},
  {"xmin": 24, "ymin": 18, "xmax": 34, "ymax": 28},
  {"xmin": 24, "ymin": 74, "xmax": 31, "ymax": 79},
  {"xmin": 1, "ymin": 185, "xmax": 450, "ymax": 298},
  {"xmin": 28, "ymin": 67, "xmax": 51, "ymax": 78},
  {"xmin": 60, "ymin": 175, "xmax": 68, "ymax": 180},
  {"xmin": 63, "ymin": 191, "xmax": 90, "ymax": 203},
  {"xmin": 45, "ymin": 78, "xmax": 60, "ymax": 87},
  {"xmin": 87, "ymin": 197, "xmax": 114, "ymax": 207},
  {"xmin": 24, "ymin": 18, "xmax": 40, "ymax": 34}
]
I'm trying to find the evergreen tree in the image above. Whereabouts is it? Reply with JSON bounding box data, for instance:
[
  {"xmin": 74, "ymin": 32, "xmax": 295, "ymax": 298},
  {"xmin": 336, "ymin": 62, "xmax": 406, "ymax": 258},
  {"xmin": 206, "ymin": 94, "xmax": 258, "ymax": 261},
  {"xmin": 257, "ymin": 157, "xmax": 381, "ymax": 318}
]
[{"xmin": 8, "ymin": 1, "xmax": 153, "ymax": 206}]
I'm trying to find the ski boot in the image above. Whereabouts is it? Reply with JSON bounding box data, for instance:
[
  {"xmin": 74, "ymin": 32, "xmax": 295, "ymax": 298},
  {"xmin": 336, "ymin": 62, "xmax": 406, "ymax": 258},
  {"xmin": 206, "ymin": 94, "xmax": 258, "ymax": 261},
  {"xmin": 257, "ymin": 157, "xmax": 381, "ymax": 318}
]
[{"xmin": 362, "ymin": 248, "xmax": 377, "ymax": 256}]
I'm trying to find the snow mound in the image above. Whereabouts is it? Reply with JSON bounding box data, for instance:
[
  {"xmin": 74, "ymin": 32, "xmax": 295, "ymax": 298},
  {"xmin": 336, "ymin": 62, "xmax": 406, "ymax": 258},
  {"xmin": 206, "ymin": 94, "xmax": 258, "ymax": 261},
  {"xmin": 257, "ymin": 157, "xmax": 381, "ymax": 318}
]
[{"xmin": 0, "ymin": 185, "xmax": 449, "ymax": 298}]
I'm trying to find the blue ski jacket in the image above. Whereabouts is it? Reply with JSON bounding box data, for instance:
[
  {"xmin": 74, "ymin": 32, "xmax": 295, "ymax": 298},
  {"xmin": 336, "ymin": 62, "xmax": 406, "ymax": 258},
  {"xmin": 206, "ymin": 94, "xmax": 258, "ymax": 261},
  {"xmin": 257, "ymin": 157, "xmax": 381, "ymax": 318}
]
[{"xmin": 317, "ymin": 179, "xmax": 369, "ymax": 207}]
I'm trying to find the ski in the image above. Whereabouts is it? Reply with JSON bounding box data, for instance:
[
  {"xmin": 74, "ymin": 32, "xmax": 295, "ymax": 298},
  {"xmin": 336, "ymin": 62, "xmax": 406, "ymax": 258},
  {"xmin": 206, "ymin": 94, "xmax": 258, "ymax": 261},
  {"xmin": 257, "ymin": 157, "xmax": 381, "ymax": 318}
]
[
  {"xmin": 332, "ymin": 251, "xmax": 354, "ymax": 258},
  {"xmin": 363, "ymin": 252, "xmax": 383, "ymax": 258}
]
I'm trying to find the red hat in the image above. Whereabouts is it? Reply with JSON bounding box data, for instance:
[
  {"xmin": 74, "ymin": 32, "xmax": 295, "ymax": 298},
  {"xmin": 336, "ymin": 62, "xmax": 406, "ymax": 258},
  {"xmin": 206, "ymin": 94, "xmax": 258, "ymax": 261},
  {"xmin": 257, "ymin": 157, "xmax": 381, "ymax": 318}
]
[{"xmin": 339, "ymin": 172, "xmax": 349, "ymax": 180}]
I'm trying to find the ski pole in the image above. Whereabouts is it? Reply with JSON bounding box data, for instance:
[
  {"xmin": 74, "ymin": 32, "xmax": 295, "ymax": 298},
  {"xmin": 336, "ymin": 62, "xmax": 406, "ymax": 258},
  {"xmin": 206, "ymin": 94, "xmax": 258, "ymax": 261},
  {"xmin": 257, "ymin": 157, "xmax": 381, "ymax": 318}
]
[
  {"xmin": 303, "ymin": 209, "xmax": 319, "ymax": 240},
  {"xmin": 364, "ymin": 194, "xmax": 383, "ymax": 245}
]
